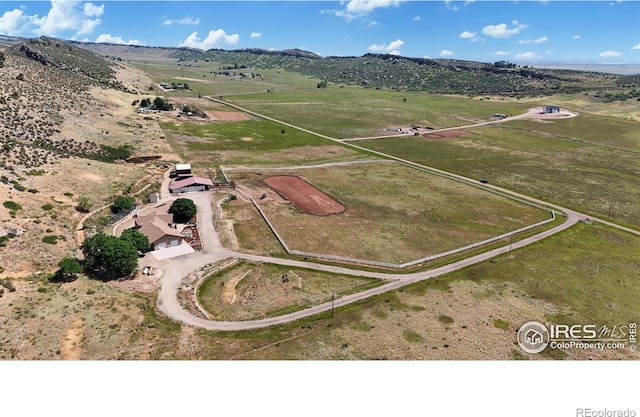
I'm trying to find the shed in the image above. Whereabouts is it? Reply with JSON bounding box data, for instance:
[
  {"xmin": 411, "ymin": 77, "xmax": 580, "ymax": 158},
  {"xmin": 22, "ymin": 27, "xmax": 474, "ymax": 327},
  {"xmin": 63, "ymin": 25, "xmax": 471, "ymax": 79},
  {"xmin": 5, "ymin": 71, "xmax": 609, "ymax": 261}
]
[
  {"xmin": 544, "ymin": 105, "xmax": 561, "ymax": 113},
  {"xmin": 149, "ymin": 193, "xmax": 159, "ymax": 204}
]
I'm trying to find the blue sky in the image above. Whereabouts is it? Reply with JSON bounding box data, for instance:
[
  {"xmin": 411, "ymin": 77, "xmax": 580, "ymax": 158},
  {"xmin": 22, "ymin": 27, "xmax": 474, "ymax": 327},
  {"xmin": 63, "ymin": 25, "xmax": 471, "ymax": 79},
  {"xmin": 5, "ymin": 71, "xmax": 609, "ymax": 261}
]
[{"xmin": 1, "ymin": 1, "xmax": 640, "ymax": 65}]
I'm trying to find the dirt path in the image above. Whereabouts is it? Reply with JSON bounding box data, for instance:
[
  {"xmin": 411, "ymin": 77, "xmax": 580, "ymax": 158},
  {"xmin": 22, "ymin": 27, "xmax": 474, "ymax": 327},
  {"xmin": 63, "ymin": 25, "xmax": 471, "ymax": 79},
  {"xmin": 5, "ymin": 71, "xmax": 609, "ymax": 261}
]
[
  {"xmin": 61, "ymin": 318, "xmax": 85, "ymax": 360},
  {"xmin": 222, "ymin": 270, "xmax": 252, "ymax": 304}
]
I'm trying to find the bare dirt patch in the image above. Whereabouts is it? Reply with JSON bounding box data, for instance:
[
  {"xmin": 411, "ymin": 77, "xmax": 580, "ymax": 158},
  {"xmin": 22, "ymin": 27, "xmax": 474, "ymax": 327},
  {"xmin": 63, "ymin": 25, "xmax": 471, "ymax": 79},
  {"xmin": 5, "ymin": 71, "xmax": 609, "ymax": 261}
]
[{"xmin": 263, "ymin": 175, "xmax": 346, "ymax": 216}]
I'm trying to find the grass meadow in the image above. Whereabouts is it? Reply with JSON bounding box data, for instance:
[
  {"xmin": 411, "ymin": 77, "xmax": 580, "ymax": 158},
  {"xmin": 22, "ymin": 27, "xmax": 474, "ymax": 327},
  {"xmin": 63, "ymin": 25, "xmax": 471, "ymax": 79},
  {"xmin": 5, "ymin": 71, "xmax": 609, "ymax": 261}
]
[
  {"xmin": 357, "ymin": 121, "xmax": 640, "ymax": 227},
  {"xmin": 160, "ymin": 117, "xmax": 371, "ymax": 166},
  {"xmin": 226, "ymin": 87, "xmax": 532, "ymax": 138},
  {"xmin": 227, "ymin": 162, "xmax": 550, "ymax": 264}
]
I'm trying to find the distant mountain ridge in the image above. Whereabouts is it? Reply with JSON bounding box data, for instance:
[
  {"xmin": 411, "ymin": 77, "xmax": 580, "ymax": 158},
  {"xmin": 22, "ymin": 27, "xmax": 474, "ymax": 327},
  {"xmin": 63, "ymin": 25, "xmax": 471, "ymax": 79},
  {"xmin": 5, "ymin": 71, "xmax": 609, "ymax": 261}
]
[
  {"xmin": 2, "ymin": 36, "xmax": 638, "ymax": 97},
  {"xmin": 70, "ymin": 40, "xmax": 638, "ymax": 96}
]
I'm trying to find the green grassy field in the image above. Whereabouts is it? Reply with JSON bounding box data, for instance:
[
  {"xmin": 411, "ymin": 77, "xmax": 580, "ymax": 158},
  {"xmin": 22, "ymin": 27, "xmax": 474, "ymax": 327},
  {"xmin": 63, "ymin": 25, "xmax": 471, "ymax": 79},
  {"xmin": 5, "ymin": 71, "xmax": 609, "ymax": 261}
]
[
  {"xmin": 226, "ymin": 87, "xmax": 533, "ymax": 138},
  {"xmin": 357, "ymin": 121, "xmax": 640, "ymax": 227},
  {"xmin": 159, "ymin": 118, "xmax": 371, "ymax": 166},
  {"xmin": 227, "ymin": 162, "xmax": 551, "ymax": 264}
]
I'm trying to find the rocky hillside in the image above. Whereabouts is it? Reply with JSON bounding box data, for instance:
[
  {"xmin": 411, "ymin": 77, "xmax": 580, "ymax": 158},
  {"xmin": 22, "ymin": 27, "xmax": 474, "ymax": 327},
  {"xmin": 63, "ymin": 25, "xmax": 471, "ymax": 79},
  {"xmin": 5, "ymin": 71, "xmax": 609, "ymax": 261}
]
[{"xmin": 0, "ymin": 37, "xmax": 133, "ymax": 171}]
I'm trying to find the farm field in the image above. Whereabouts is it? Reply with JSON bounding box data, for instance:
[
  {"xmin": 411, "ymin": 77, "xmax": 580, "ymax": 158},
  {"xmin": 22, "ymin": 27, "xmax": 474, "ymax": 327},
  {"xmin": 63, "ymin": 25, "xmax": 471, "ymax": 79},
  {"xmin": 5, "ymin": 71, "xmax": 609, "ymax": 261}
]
[
  {"xmin": 196, "ymin": 261, "xmax": 382, "ymax": 321},
  {"xmin": 226, "ymin": 162, "xmax": 551, "ymax": 265},
  {"xmin": 159, "ymin": 116, "xmax": 372, "ymax": 167},
  {"xmin": 226, "ymin": 87, "xmax": 532, "ymax": 138},
  {"xmin": 357, "ymin": 121, "xmax": 640, "ymax": 227}
]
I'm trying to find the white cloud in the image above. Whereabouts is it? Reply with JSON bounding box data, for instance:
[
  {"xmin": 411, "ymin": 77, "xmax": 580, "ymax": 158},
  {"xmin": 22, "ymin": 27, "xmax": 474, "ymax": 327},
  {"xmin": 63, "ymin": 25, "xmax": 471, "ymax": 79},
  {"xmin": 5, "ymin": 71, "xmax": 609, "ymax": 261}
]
[
  {"xmin": 346, "ymin": 0, "xmax": 404, "ymax": 14},
  {"xmin": 519, "ymin": 36, "xmax": 548, "ymax": 44},
  {"xmin": 35, "ymin": 1, "xmax": 104, "ymax": 37},
  {"xmin": 482, "ymin": 20, "xmax": 527, "ymax": 39},
  {"xmin": 83, "ymin": 3, "xmax": 104, "ymax": 17},
  {"xmin": 179, "ymin": 29, "xmax": 240, "ymax": 50},
  {"xmin": 413, "ymin": 16, "xmax": 422, "ymax": 21},
  {"xmin": 572, "ymin": 34, "xmax": 581, "ymax": 40},
  {"xmin": 459, "ymin": 31, "xmax": 477, "ymax": 39},
  {"xmin": 0, "ymin": 9, "xmax": 31, "ymax": 35},
  {"xmin": 162, "ymin": 16, "xmax": 200, "ymax": 26},
  {"xmin": 250, "ymin": 32, "xmax": 262, "ymax": 39},
  {"xmin": 367, "ymin": 38, "xmax": 404, "ymax": 55},
  {"xmin": 95, "ymin": 33, "xmax": 143, "ymax": 45},
  {"xmin": 494, "ymin": 50, "xmax": 510, "ymax": 56},
  {"xmin": 445, "ymin": 0, "xmax": 459, "ymax": 12},
  {"xmin": 322, "ymin": 0, "xmax": 404, "ymax": 22},
  {"xmin": 440, "ymin": 49, "xmax": 454, "ymax": 57},
  {"xmin": 515, "ymin": 52, "xmax": 539, "ymax": 60},
  {"xmin": 367, "ymin": 20, "xmax": 379, "ymax": 27},
  {"xmin": 632, "ymin": 43, "xmax": 640, "ymax": 50},
  {"xmin": 599, "ymin": 50, "xmax": 622, "ymax": 57}
]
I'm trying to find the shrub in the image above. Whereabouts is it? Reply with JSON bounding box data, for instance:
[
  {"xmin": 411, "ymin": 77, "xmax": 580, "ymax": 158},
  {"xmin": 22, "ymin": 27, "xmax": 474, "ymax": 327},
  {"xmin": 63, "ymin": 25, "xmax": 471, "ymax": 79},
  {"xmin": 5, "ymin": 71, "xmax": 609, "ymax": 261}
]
[
  {"xmin": 437, "ymin": 315, "xmax": 454, "ymax": 324},
  {"xmin": 42, "ymin": 235, "xmax": 59, "ymax": 244},
  {"xmin": 3, "ymin": 201, "xmax": 21, "ymax": 211}
]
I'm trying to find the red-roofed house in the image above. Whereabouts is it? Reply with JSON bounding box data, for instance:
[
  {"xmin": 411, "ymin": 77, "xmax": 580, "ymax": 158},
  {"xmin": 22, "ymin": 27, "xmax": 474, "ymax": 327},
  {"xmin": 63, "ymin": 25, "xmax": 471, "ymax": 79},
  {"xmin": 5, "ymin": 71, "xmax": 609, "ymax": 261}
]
[{"xmin": 169, "ymin": 176, "xmax": 213, "ymax": 193}]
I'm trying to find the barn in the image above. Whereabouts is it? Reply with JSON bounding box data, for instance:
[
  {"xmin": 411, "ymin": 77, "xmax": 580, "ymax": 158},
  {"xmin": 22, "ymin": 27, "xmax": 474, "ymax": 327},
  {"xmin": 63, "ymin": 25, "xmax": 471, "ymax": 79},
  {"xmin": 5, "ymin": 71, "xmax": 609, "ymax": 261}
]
[{"xmin": 170, "ymin": 176, "xmax": 213, "ymax": 193}]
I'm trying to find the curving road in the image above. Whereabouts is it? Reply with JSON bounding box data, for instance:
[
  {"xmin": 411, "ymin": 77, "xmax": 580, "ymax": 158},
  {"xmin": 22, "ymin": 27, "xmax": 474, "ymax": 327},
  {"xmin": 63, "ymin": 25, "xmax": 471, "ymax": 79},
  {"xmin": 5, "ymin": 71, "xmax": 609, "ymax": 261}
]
[{"xmin": 152, "ymin": 102, "xmax": 639, "ymax": 331}]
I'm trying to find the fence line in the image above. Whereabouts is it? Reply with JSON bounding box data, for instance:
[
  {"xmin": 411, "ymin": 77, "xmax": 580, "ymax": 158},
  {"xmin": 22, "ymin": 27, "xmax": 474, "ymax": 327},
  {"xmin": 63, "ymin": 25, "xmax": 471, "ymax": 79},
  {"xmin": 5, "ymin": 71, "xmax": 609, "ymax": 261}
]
[{"xmin": 229, "ymin": 172, "xmax": 557, "ymax": 269}]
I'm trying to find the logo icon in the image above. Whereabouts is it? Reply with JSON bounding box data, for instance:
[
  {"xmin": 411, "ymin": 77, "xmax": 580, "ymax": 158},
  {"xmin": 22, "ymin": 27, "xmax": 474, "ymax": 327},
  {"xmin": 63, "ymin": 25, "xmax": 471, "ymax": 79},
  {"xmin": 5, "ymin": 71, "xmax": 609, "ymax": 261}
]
[{"xmin": 518, "ymin": 321, "xmax": 549, "ymax": 353}]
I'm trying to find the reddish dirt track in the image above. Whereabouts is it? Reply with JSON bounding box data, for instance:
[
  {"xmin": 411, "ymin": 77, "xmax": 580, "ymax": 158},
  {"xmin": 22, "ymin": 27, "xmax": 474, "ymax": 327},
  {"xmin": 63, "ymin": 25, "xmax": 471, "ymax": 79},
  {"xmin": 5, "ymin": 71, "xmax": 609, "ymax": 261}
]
[
  {"xmin": 423, "ymin": 129, "xmax": 470, "ymax": 139},
  {"xmin": 263, "ymin": 176, "xmax": 346, "ymax": 215}
]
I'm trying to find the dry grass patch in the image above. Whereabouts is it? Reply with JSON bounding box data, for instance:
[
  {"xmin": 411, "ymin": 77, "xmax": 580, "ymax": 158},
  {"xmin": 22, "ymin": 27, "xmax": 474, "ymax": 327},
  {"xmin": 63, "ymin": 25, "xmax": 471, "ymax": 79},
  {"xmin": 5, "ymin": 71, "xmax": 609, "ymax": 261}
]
[
  {"xmin": 229, "ymin": 162, "xmax": 550, "ymax": 264},
  {"xmin": 196, "ymin": 261, "xmax": 382, "ymax": 321}
]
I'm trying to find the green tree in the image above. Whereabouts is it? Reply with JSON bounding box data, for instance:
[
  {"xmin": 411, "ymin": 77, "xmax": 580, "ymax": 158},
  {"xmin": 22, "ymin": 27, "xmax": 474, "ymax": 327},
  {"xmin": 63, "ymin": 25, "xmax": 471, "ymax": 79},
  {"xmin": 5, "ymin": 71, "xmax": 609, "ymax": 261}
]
[
  {"xmin": 168, "ymin": 198, "xmax": 197, "ymax": 223},
  {"xmin": 76, "ymin": 196, "xmax": 93, "ymax": 213},
  {"xmin": 120, "ymin": 228, "xmax": 151, "ymax": 253},
  {"xmin": 110, "ymin": 195, "xmax": 135, "ymax": 214},
  {"xmin": 81, "ymin": 234, "xmax": 138, "ymax": 278},
  {"xmin": 51, "ymin": 257, "xmax": 83, "ymax": 283},
  {"xmin": 140, "ymin": 98, "xmax": 151, "ymax": 108},
  {"xmin": 153, "ymin": 97, "xmax": 173, "ymax": 111}
]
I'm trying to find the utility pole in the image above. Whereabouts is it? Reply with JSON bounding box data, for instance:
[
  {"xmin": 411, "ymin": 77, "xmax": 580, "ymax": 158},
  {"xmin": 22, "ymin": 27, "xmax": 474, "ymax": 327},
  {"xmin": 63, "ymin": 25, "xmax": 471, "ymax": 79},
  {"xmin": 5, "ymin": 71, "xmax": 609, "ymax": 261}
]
[{"xmin": 331, "ymin": 289, "xmax": 335, "ymax": 318}]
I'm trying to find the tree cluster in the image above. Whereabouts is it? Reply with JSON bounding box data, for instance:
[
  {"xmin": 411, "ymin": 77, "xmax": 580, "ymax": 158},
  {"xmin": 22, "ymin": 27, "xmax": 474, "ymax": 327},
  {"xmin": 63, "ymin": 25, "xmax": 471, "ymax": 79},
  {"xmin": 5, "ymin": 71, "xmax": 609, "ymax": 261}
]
[{"xmin": 81, "ymin": 231, "xmax": 148, "ymax": 278}]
